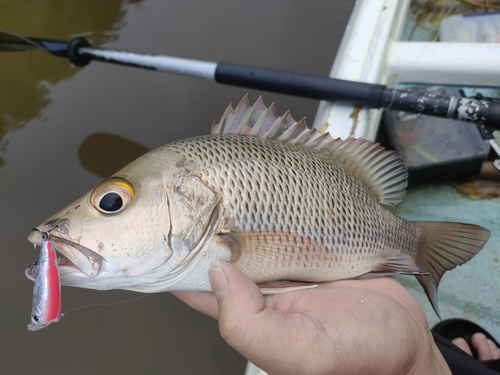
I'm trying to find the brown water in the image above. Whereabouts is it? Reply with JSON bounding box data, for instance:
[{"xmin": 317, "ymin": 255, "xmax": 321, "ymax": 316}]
[{"xmin": 0, "ymin": 1, "xmax": 353, "ymax": 374}]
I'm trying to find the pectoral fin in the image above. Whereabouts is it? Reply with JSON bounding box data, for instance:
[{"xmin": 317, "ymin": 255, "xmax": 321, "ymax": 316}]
[{"xmin": 258, "ymin": 280, "xmax": 318, "ymax": 294}]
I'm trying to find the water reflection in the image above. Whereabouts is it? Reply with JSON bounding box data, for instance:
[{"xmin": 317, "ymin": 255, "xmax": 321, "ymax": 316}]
[
  {"xmin": 79, "ymin": 133, "xmax": 149, "ymax": 178},
  {"xmin": 0, "ymin": 0, "xmax": 144, "ymax": 166},
  {"xmin": 1, "ymin": 1, "xmax": 353, "ymax": 374}
]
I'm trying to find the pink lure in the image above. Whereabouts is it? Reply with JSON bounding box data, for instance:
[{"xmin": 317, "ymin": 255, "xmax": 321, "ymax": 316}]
[{"xmin": 27, "ymin": 232, "xmax": 62, "ymax": 331}]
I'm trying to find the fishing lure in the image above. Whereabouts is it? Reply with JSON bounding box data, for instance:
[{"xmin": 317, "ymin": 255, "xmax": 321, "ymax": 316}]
[{"xmin": 27, "ymin": 231, "xmax": 62, "ymax": 331}]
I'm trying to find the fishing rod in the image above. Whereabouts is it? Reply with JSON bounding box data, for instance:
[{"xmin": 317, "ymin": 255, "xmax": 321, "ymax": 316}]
[{"xmin": 2, "ymin": 30, "xmax": 499, "ymax": 130}]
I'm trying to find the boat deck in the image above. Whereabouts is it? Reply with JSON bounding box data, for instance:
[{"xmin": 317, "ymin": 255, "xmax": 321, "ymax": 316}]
[
  {"xmin": 247, "ymin": 1, "xmax": 500, "ymax": 373},
  {"xmin": 315, "ymin": 0, "xmax": 500, "ymax": 340}
]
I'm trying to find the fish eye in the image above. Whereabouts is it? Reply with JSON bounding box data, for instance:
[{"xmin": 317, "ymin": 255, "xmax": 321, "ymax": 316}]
[
  {"xmin": 90, "ymin": 178, "xmax": 135, "ymax": 214},
  {"xmin": 33, "ymin": 315, "xmax": 39, "ymax": 322},
  {"xmin": 99, "ymin": 192, "xmax": 123, "ymax": 211}
]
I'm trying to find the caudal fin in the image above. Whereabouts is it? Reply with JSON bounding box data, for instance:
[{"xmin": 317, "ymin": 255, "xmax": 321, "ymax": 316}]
[{"xmin": 414, "ymin": 221, "xmax": 490, "ymax": 318}]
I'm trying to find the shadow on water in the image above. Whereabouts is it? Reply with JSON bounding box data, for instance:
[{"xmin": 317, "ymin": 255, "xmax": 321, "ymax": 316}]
[
  {"xmin": 79, "ymin": 133, "xmax": 149, "ymax": 178},
  {"xmin": 1, "ymin": 2, "xmax": 355, "ymax": 374},
  {"xmin": 0, "ymin": 0, "xmax": 144, "ymax": 167}
]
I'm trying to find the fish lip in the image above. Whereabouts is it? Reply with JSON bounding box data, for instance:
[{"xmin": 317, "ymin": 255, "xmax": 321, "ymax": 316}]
[{"xmin": 27, "ymin": 230, "xmax": 104, "ymax": 277}]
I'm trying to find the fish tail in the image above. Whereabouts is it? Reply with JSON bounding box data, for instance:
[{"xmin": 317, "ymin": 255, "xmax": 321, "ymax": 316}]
[{"xmin": 414, "ymin": 221, "xmax": 490, "ymax": 318}]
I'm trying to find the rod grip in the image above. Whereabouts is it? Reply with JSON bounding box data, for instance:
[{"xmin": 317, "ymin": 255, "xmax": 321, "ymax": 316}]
[{"xmin": 215, "ymin": 63, "xmax": 386, "ymax": 107}]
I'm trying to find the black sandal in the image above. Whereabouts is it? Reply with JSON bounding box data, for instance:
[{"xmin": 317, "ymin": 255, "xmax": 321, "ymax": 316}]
[{"xmin": 433, "ymin": 318, "xmax": 500, "ymax": 371}]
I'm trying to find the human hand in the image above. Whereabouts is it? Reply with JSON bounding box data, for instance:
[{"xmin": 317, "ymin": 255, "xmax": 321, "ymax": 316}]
[{"xmin": 173, "ymin": 261, "xmax": 451, "ymax": 375}]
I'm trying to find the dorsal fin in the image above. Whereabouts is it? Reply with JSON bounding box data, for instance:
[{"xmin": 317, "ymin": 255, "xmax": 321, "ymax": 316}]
[{"xmin": 212, "ymin": 95, "xmax": 408, "ymax": 205}]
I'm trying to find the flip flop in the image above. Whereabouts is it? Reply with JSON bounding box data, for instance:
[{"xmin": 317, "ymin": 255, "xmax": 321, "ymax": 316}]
[{"xmin": 432, "ymin": 318, "xmax": 500, "ymax": 371}]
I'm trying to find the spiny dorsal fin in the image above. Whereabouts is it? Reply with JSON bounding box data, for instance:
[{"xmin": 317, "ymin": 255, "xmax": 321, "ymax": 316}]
[{"xmin": 212, "ymin": 95, "xmax": 408, "ymax": 205}]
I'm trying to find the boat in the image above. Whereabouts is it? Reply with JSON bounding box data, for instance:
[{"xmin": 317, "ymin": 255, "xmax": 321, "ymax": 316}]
[
  {"xmin": 247, "ymin": 0, "xmax": 500, "ymax": 373},
  {"xmin": 1, "ymin": 2, "xmax": 497, "ymax": 373}
]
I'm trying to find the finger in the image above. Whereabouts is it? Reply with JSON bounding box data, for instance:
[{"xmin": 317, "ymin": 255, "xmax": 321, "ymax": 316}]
[
  {"xmin": 209, "ymin": 261, "xmax": 266, "ymax": 341},
  {"xmin": 452, "ymin": 337, "xmax": 473, "ymax": 356},
  {"xmin": 210, "ymin": 261, "xmax": 294, "ymax": 370},
  {"xmin": 171, "ymin": 290, "xmax": 219, "ymax": 319},
  {"xmin": 472, "ymin": 333, "xmax": 494, "ymax": 361}
]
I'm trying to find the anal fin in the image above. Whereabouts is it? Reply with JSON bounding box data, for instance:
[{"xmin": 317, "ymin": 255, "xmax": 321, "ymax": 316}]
[{"xmin": 357, "ymin": 255, "xmax": 429, "ymax": 279}]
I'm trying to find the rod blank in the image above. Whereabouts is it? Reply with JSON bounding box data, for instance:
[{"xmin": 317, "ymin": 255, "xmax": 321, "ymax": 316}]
[{"xmin": 2, "ymin": 30, "xmax": 499, "ymax": 130}]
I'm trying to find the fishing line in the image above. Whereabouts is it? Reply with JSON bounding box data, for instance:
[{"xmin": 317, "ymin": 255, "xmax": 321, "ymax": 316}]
[
  {"xmin": 60, "ymin": 293, "xmax": 151, "ymax": 318},
  {"xmin": 386, "ymin": 0, "xmax": 461, "ymax": 109}
]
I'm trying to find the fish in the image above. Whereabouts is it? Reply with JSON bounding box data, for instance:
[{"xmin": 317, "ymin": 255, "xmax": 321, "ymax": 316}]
[
  {"xmin": 26, "ymin": 231, "xmax": 62, "ymax": 331},
  {"xmin": 27, "ymin": 95, "xmax": 490, "ymax": 316}
]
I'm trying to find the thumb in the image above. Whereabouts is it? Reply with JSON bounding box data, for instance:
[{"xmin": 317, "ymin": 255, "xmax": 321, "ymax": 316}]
[
  {"xmin": 210, "ymin": 262, "xmax": 309, "ymax": 374},
  {"xmin": 208, "ymin": 261, "xmax": 267, "ymax": 350}
]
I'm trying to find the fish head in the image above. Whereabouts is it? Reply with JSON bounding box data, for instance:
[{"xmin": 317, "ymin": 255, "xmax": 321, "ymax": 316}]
[{"xmin": 27, "ymin": 150, "xmax": 195, "ymax": 292}]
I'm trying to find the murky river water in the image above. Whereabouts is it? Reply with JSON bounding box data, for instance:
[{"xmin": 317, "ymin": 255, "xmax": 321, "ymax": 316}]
[{"xmin": 0, "ymin": 1, "xmax": 354, "ymax": 374}]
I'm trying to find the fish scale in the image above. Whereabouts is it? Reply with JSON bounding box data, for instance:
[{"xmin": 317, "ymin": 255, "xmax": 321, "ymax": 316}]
[
  {"xmin": 27, "ymin": 95, "xmax": 490, "ymax": 318},
  {"xmin": 169, "ymin": 134, "xmax": 421, "ymax": 279}
]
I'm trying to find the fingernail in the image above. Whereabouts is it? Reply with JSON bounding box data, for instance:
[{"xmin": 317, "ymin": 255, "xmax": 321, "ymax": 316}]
[{"xmin": 209, "ymin": 262, "xmax": 229, "ymax": 300}]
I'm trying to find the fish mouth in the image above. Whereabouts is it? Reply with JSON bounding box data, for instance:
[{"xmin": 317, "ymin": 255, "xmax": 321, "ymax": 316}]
[{"xmin": 27, "ymin": 230, "xmax": 105, "ymax": 278}]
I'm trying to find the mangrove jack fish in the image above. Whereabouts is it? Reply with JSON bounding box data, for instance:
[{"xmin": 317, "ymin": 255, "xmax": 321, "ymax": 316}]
[
  {"xmin": 26, "ymin": 231, "xmax": 62, "ymax": 331},
  {"xmin": 27, "ymin": 95, "xmax": 490, "ymax": 316}
]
